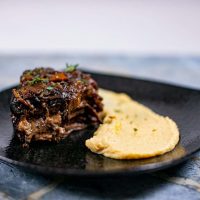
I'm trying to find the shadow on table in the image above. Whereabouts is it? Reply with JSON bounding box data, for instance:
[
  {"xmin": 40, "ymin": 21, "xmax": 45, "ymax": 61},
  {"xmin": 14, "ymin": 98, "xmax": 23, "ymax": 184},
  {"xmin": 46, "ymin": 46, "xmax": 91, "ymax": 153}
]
[
  {"xmin": 0, "ymin": 160, "xmax": 188, "ymax": 200},
  {"xmin": 46, "ymin": 164, "xmax": 187, "ymax": 200},
  {"xmin": 49, "ymin": 173, "xmax": 168, "ymax": 199}
]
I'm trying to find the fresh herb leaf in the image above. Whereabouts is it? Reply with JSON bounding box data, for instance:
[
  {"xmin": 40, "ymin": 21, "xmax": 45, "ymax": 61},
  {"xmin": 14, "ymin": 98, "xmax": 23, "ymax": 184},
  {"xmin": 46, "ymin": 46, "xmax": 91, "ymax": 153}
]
[
  {"xmin": 65, "ymin": 63, "xmax": 79, "ymax": 72},
  {"xmin": 32, "ymin": 77, "xmax": 43, "ymax": 84},
  {"xmin": 28, "ymin": 76, "xmax": 49, "ymax": 85},
  {"xmin": 46, "ymin": 86, "xmax": 54, "ymax": 90}
]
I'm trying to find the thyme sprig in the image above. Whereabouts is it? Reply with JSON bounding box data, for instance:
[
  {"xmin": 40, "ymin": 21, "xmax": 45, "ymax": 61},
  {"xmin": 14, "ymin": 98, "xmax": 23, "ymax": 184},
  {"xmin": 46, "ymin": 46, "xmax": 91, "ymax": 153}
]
[
  {"xmin": 28, "ymin": 76, "xmax": 49, "ymax": 85},
  {"xmin": 65, "ymin": 63, "xmax": 79, "ymax": 72}
]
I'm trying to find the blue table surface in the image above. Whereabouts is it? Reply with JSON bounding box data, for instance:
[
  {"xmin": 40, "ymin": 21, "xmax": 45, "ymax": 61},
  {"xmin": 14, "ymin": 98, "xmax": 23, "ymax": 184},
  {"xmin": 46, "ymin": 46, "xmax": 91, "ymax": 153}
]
[{"xmin": 1, "ymin": 55, "xmax": 200, "ymax": 200}]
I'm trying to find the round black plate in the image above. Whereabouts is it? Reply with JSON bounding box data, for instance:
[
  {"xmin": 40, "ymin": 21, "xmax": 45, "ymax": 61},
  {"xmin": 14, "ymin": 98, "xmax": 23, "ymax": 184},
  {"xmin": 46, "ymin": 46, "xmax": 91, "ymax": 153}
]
[{"xmin": 0, "ymin": 72, "xmax": 200, "ymax": 177}]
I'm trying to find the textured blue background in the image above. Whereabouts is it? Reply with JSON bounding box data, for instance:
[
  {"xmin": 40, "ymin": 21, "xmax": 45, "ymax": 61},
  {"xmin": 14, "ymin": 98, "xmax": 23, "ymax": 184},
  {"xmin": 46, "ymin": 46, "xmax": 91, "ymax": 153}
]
[{"xmin": 0, "ymin": 55, "xmax": 200, "ymax": 200}]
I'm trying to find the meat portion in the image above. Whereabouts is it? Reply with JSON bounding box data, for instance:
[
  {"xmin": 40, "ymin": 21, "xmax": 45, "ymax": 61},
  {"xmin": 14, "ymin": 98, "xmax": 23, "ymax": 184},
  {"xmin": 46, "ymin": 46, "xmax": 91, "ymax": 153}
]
[{"xmin": 10, "ymin": 66, "xmax": 103, "ymax": 146}]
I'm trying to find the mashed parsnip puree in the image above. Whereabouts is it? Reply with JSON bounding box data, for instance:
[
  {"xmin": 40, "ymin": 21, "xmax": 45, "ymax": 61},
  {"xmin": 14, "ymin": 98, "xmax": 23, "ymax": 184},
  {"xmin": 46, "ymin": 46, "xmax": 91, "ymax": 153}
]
[{"xmin": 85, "ymin": 89, "xmax": 180, "ymax": 160}]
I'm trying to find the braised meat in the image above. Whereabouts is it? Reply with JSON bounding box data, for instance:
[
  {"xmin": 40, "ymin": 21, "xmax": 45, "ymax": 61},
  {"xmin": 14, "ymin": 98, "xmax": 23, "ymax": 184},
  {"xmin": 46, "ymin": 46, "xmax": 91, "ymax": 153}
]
[{"xmin": 10, "ymin": 66, "xmax": 103, "ymax": 146}]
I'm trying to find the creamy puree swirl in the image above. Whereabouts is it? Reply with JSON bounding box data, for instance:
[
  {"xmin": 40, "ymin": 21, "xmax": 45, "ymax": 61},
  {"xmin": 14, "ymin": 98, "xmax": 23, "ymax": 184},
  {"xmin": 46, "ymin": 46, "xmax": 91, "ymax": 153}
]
[{"xmin": 85, "ymin": 89, "xmax": 179, "ymax": 159}]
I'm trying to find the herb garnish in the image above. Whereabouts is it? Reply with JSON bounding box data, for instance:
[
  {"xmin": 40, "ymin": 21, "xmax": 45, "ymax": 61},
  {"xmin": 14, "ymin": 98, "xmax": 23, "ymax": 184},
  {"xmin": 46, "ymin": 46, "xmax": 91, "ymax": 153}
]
[
  {"xmin": 65, "ymin": 63, "xmax": 79, "ymax": 72},
  {"xmin": 46, "ymin": 82, "xmax": 57, "ymax": 90},
  {"xmin": 46, "ymin": 86, "xmax": 54, "ymax": 90},
  {"xmin": 28, "ymin": 76, "xmax": 49, "ymax": 85}
]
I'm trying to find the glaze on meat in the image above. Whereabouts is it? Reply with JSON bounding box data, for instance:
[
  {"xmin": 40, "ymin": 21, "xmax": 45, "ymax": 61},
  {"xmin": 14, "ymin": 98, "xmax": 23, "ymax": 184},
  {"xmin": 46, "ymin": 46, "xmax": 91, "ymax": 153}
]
[{"xmin": 10, "ymin": 67, "xmax": 103, "ymax": 146}]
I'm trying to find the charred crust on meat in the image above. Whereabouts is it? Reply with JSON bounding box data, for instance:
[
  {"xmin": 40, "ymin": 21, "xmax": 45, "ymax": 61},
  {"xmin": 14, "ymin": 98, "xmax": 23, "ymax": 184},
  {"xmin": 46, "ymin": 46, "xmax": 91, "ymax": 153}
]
[{"xmin": 10, "ymin": 67, "xmax": 103, "ymax": 147}]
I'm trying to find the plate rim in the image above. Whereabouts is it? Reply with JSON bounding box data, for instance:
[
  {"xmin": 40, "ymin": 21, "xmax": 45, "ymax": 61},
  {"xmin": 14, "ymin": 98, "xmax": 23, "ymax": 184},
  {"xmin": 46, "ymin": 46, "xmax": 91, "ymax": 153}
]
[
  {"xmin": 1, "ymin": 73, "xmax": 200, "ymax": 176},
  {"xmin": 0, "ymin": 147, "xmax": 194, "ymax": 177}
]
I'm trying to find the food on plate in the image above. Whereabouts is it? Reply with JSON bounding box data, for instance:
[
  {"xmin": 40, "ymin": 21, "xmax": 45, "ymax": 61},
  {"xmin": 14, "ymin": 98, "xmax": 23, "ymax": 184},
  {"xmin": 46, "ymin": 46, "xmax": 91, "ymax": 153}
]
[
  {"xmin": 85, "ymin": 89, "xmax": 179, "ymax": 159},
  {"xmin": 10, "ymin": 65, "xmax": 179, "ymax": 160},
  {"xmin": 10, "ymin": 65, "xmax": 103, "ymax": 146}
]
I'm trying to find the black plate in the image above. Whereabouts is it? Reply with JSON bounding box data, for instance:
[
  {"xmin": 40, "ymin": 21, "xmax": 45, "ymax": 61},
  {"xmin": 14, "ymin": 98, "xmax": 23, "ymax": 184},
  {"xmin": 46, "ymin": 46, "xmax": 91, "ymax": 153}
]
[{"xmin": 0, "ymin": 72, "xmax": 200, "ymax": 177}]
